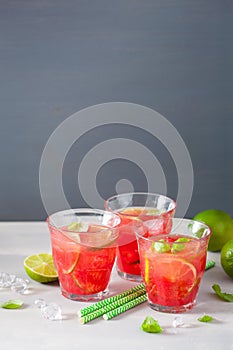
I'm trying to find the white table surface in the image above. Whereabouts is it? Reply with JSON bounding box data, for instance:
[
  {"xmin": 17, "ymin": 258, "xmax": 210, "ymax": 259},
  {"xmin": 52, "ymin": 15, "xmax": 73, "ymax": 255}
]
[{"xmin": 0, "ymin": 222, "xmax": 232, "ymax": 350}]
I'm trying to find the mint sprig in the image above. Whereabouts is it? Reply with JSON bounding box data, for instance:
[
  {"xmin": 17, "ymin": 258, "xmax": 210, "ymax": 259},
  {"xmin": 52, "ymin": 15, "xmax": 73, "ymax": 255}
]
[
  {"xmin": 212, "ymin": 284, "xmax": 233, "ymax": 302},
  {"xmin": 141, "ymin": 315, "xmax": 163, "ymax": 333},
  {"xmin": 0, "ymin": 299, "xmax": 24, "ymax": 309}
]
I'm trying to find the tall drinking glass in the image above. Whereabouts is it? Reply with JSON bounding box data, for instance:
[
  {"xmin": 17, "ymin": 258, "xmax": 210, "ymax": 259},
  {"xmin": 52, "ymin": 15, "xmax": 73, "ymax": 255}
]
[
  {"xmin": 135, "ymin": 218, "xmax": 212, "ymax": 313},
  {"xmin": 105, "ymin": 192, "xmax": 176, "ymax": 281},
  {"xmin": 47, "ymin": 209, "xmax": 120, "ymax": 301}
]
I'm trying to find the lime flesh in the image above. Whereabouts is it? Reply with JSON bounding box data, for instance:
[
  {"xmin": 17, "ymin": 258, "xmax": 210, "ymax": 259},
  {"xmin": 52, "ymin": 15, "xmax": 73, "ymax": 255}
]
[{"xmin": 24, "ymin": 253, "xmax": 58, "ymax": 283}]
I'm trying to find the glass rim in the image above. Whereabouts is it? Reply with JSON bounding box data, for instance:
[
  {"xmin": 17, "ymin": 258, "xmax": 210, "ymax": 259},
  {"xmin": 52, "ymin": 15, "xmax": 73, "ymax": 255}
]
[
  {"xmin": 47, "ymin": 208, "xmax": 121, "ymax": 232},
  {"xmin": 134, "ymin": 217, "xmax": 212, "ymax": 242},
  {"xmin": 104, "ymin": 192, "xmax": 176, "ymax": 216}
]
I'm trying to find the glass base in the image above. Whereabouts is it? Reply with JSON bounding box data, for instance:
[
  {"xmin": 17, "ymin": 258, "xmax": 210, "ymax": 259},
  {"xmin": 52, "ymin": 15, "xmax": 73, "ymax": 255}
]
[
  {"xmin": 61, "ymin": 288, "xmax": 109, "ymax": 301},
  {"xmin": 117, "ymin": 269, "xmax": 142, "ymax": 282},
  {"xmin": 148, "ymin": 299, "xmax": 196, "ymax": 313}
]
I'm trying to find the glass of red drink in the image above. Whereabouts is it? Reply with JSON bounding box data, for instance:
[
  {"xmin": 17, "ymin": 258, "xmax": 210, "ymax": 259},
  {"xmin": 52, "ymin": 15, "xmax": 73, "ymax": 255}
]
[
  {"xmin": 135, "ymin": 218, "xmax": 212, "ymax": 313},
  {"xmin": 104, "ymin": 192, "xmax": 176, "ymax": 282},
  {"xmin": 47, "ymin": 209, "xmax": 120, "ymax": 301}
]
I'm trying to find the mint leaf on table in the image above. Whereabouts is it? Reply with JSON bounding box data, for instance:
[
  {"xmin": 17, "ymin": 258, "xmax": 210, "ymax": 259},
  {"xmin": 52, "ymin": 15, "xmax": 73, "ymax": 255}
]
[
  {"xmin": 141, "ymin": 315, "xmax": 163, "ymax": 333},
  {"xmin": 212, "ymin": 284, "xmax": 233, "ymax": 302},
  {"xmin": 198, "ymin": 315, "xmax": 213, "ymax": 322},
  {"xmin": 0, "ymin": 299, "xmax": 24, "ymax": 309}
]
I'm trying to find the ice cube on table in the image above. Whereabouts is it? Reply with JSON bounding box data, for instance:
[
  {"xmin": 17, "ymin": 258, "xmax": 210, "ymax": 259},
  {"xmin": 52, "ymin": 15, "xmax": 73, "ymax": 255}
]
[
  {"xmin": 11, "ymin": 277, "xmax": 29, "ymax": 294},
  {"xmin": 0, "ymin": 272, "xmax": 16, "ymax": 288},
  {"xmin": 40, "ymin": 303, "xmax": 62, "ymax": 321},
  {"xmin": 0, "ymin": 272, "xmax": 29, "ymax": 294},
  {"xmin": 34, "ymin": 298, "xmax": 47, "ymax": 309},
  {"xmin": 172, "ymin": 316, "xmax": 185, "ymax": 328}
]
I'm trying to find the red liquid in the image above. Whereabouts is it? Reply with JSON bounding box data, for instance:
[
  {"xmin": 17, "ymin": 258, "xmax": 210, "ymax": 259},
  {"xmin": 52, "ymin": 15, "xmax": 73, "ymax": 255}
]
[
  {"xmin": 116, "ymin": 207, "xmax": 175, "ymax": 277},
  {"xmin": 49, "ymin": 224, "xmax": 117, "ymax": 297},
  {"xmin": 138, "ymin": 234, "xmax": 208, "ymax": 310}
]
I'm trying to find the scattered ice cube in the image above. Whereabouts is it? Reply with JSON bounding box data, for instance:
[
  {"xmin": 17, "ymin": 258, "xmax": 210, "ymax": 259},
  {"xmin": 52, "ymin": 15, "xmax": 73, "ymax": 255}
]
[
  {"xmin": 8, "ymin": 274, "xmax": 17, "ymax": 285},
  {"xmin": 40, "ymin": 303, "xmax": 62, "ymax": 321},
  {"xmin": 34, "ymin": 298, "xmax": 47, "ymax": 309},
  {"xmin": 11, "ymin": 277, "xmax": 29, "ymax": 294},
  {"xmin": 0, "ymin": 272, "xmax": 29, "ymax": 294},
  {"xmin": 172, "ymin": 316, "xmax": 185, "ymax": 328},
  {"xmin": 0, "ymin": 272, "xmax": 16, "ymax": 288}
]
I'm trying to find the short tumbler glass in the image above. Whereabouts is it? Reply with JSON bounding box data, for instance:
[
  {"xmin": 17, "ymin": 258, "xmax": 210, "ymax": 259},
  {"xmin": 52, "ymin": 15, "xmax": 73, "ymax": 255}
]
[
  {"xmin": 47, "ymin": 209, "xmax": 120, "ymax": 301},
  {"xmin": 135, "ymin": 218, "xmax": 212, "ymax": 313},
  {"xmin": 105, "ymin": 192, "xmax": 176, "ymax": 282}
]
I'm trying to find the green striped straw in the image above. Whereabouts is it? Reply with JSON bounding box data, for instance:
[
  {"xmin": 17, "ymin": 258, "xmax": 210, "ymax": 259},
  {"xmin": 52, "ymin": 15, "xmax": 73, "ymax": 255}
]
[
  {"xmin": 103, "ymin": 294, "xmax": 147, "ymax": 320},
  {"xmin": 77, "ymin": 283, "xmax": 145, "ymax": 318},
  {"xmin": 79, "ymin": 288, "xmax": 146, "ymax": 324},
  {"xmin": 205, "ymin": 260, "xmax": 216, "ymax": 271}
]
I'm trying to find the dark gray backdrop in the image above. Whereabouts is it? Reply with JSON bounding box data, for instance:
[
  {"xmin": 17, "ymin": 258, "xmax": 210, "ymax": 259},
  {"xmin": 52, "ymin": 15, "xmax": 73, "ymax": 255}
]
[{"xmin": 0, "ymin": 0, "xmax": 232, "ymax": 220}]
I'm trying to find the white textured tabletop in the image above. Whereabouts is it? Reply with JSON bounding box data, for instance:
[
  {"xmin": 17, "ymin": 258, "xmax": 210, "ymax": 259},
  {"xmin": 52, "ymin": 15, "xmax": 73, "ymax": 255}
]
[{"xmin": 0, "ymin": 222, "xmax": 232, "ymax": 350}]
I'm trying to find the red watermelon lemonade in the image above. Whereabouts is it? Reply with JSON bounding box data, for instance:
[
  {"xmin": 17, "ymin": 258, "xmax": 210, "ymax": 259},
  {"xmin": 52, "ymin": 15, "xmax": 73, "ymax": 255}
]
[
  {"xmin": 105, "ymin": 193, "xmax": 176, "ymax": 282},
  {"xmin": 136, "ymin": 218, "xmax": 212, "ymax": 313},
  {"xmin": 47, "ymin": 209, "xmax": 120, "ymax": 301}
]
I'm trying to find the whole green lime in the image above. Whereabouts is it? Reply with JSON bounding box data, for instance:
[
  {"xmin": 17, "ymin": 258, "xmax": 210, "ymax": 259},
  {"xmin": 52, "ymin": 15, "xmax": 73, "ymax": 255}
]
[
  {"xmin": 221, "ymin": 239, "xmax": 233, "ymax": 279},
  {"xmin": 193, "ymin": 209, "xmax": 233, "ymax": 252}
]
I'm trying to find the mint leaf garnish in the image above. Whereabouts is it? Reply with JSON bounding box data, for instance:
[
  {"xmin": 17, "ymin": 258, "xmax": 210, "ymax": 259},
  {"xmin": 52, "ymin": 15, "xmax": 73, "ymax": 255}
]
[
  {"xmin": 212, "ymin": 284, "xmax": 233, "ymax": 302},
  {"xmin": 0, "ymin": 299, "xmax": 24, "ymax": 309},
  {"xmin": 198, "ymin": 314, "xmax": 213, "ymax": 322},
  {"xmin": 152, "ymin": 240, "xmax": 170, "ymax": 253},
  {"xmin": 188, "ymin": 223, "xmax": 205, "ymax": 238},
  {"xmin": 171, "ymin": 237, "xmax": 190, "ymax": 253},
  {"xmin": 141, "ymin": 315, "xmax": 163, "ymax": 333},
  {"xmin": 194, "ymin": 227, "xmax": 206, "ymax": 238}
]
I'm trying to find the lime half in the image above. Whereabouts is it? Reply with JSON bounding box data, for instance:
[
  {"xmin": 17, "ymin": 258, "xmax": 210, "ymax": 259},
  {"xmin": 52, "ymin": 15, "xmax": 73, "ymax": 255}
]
[{"xmin": 24, "ymin": 253, "xmax": 58, "ymax": 283}]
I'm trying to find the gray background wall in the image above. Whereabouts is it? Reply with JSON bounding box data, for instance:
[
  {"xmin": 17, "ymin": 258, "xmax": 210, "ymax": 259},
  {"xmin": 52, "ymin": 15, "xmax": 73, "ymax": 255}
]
[{"xmin": 0, "ymin": 0, "xmax": 232, "ymax": 221}]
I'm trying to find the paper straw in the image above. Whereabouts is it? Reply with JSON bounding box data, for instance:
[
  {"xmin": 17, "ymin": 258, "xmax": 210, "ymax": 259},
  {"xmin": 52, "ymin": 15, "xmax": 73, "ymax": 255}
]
[
  {"xmin": 77, "ymin": 283, "xmax": 145, "ymax": 317},
  {"xmin": 103, "ymin": 294, "xmax": 147, "ymax": 320},
  {"xmin": 205, "ymin": 260, "xmax": 216, "ymax": 271},
  {"xmin": 79, "ymin": 289, "xmax": 146, "ymax": 324}
]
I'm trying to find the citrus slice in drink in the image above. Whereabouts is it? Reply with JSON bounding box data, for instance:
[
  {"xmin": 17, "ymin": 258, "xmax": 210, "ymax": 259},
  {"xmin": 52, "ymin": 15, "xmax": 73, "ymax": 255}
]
[
  {"xmin": 82, "ymin": 225, "xmax": 116, "ymax": 250},
  {"xmin": 120, "ymin": 207, "xmax": 144, "ymax": 216},
  {"xmin": 151, "ymin": 256, "xmax": 197, "ymax": 299},
  {"xmin": 24, "ymin": 253, "xmax": 58, "ymax": 283},
  {"xmin": 72, "ymin": 268, "xmax": 110, "ymax": 294},
  {"xmin": 119, "ymin": 208, "xmax": 142, "ymax": 226},
  {"xmin": 144, "ymin": 257, "xmax": 150, "ymax": 284},
  {"xmin": 68, "ymin": 221, "xmax": 88, "ymax": 233},
  {"xmin": 61, "ymin": 251, "xmax": 80, "ymax": 274},
  {"xmin": 50, "ymin": 232, "xmax": 81, "ymax": 274},
  {"xmin": 121, "ymin": 207, "xmax": 161, "ymax": 216},
  {"xmin": 52, "ymin": 244, "xmax": 80, "ymax": 274}
]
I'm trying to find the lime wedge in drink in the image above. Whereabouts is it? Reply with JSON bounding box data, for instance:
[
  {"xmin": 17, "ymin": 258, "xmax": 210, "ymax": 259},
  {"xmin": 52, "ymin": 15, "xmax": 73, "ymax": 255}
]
[
  {"xmin": 68, "ymin": 221, "xmax": 89, "ymax": 232},
  {"xmin": 24, "ymin": 253, "xmax": 58, "ymax": 283}
]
